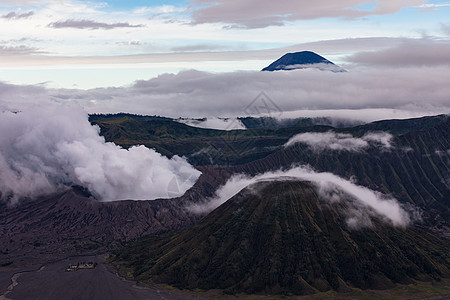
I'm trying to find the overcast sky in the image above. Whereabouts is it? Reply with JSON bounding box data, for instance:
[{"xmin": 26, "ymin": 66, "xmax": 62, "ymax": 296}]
[
  {"xmin": 0, "ymin": 0, "xmax": 449, "ymax": 87},
  {"xmin": 0, "ymin": 0, "xmax": 449, "ymax": 119}
]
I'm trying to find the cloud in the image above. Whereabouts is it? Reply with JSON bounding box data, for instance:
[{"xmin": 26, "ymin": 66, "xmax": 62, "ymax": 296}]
[
  {"xmin": 191, "ymin": 0, "xmax": 426, "ymax": 28},
  {"xmin": 48, "ymin": 19, "xmax": 145, "ymax": 30},
  {"xmin": 416, "ymin": 3, "xmax": 450, "ymax": 9},
  {"xmin": 1, "ymin": 11, "xmax": 34, "ymax": 20},
  {"xmin": 268, "ymin": 62, "xmax": 346, "ymax": 73},
  {"xmin": 272, "ymin": 108, "xmax": 438, "ymax": 124},
  {"xmin": 362, "ymin": 132, "xmax": 393, "ymax": 148},
  {"xmin": 0, "ymin": 0, "xmax": 60, "ymax": 3},
  {"xmin": 0, "ymin": 104, "xmax": 201, "ymax": 205},
  {"xmin": 116, "ymin": 40, "xmax": 142, "ymax": 46},
  {"xmin": 347, "ymin": 39, "xmax": 450, "ymax": 67},
  {"xmin": 284, "ymin": 131, "xmax": 393, "ymax": 151},
  {"xmin": 0, "ymin": 82, "xmax": 48, "ymax": 111},
  {"xmin": 188, "ymin": 166, "xmax": 412, "ymax": 227},
  {"xmin": 441, "ymin": 23, "xmax": 450, "ymax": 36},
  {"xmin": 177, "ymin": 117, "xmax": 246, "ymax": 130},
  {"xmin": 133, "ymin": 5, "xmax": 185, "ymax": 14},
  {"xmin": 40, "ymin": 66, "xmax": 450, "ymax": 119},
  {"xmin": 0, "ymin": 44, "xmax": 41, "ymax": 55},
  {"xmin": 0, "ymin": 37, "xmax": 424, "ymax": 69},
  {"xmin": 171, "ymin": 44, "xmax": 223, "ymax": 52}
]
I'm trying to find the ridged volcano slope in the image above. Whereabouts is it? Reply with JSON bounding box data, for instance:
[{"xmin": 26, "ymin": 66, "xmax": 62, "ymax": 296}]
[
  {"xmin": 113, "ymin": 181, "xmax": 449, "ymax": 295},
  {"xmin": 262, "ymin": 51, "xmax": 344, "ymax": 72},
  {"xmin": 233, "ymin": 116, "xmax": 450, "ymax": 233}
]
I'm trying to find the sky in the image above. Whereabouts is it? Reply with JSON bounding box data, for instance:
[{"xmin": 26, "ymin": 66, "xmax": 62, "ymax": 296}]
[{"xmin": 0, "ymin": 0, "xmax": 449, "ymax": 119}]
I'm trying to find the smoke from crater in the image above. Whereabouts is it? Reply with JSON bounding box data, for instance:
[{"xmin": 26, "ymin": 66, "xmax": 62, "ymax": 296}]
[{"xmin": 0, "ymin": 105, "xmax": 201, "ymax": 205}]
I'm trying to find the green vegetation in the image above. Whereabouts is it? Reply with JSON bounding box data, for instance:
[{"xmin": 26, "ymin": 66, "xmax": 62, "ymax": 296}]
[
  {"xmin": 91, "ymin": 113, "xmax": 449, "ymax": 229},
  {"xmin": 90, "ymin": 114, "xmax": 448, "ymax": 167},
  {"xmin": 110, "ymin": 181, "xmax": 449, "ymax": 296},
  {"xmin": 95, "ymin": 113, "xmax": 449, "ymax": 296},
  {"xmin": 90, "ymin": 114, "xmax": 320, "ymax": 165}
]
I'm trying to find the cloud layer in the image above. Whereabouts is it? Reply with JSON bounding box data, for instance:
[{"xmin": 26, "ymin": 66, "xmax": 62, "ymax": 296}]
[
  {"xmin": 347, "ymin": 39, "xmax": 450, "ymax": 67},
  {"xmin": 48, "ymin": 19, "xmax": 144, "ymax": 30},
  {"xmin": 285, "ymin": 131, "xmax": 393, "ymax": 151},
  {"xmin": 189, "ymin": 166, "xmax": 412, "ymax": 227},
  {"xmin": 0, "ymin": 105, "xmax": 201, "ymax": 204},
  {"xmin": 41, "ymin": 66, "xmax": 450, "ymax": 119},
  {"xmin": 1, "ymin": 11, "xmax": 34, "ymax": 20},
  {"xmin": 192, "ymin": 0, "xmax": 426, "ymax": 28}
]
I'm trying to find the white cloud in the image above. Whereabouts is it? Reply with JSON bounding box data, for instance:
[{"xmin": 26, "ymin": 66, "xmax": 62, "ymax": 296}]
[
  {"xmin": 133, "ymin": 5, "xmax": 185, "ymax": 14},
  {"xmin": 272, "ymin": 108, "xmax": 440, "ymax": 123},
  {"xmin": 188, "ymin": 166, "xmax": 412, "ymax": 227},
  {"xmin": 362, "ymin": 132, "xmax": 393, "ymax": 148},
  {"xmin": 177, "ymin": 117, "xmax": 246, "ymax": 130},
  {"xmin": 416, "ymin": 3, "xmax": 450, "ymax": 9},
  {"xmin": 0, "ymin": 104, "xmax": 201, "ymax": 204},
  {"xmin": 284, "ymin": 131, "xmax": 393, "ymax": 151}
]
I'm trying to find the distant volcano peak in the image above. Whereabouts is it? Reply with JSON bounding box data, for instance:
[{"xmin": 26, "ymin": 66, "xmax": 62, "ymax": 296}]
[{"xmin": 262, "ymin": 51, "xmax": 346, "ymax": 72}]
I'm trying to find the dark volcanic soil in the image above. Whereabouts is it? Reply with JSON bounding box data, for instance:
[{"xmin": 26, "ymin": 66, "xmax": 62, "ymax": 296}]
[
  {"xmin": 0, "ymin": 166, "xmax": 232, "ymax": 267},
  {"xmin": 0, "ymin": 188, "xmax": 196, "ymax": 266},
  {"xmin": 1, "ymin": 255, "xmax": 205, "ymax": 300}
]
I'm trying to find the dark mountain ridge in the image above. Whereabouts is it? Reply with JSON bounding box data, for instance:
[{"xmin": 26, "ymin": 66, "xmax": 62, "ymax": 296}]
[
  {"xmin": 111, "ymin": 180, "xmax": 449, "ymax": 295},
  {"xmin": 91, "ymin": 114, "xmax": 450, "ymax": 234},
  {"xmin": 232, "ymin": 116, "xmax": 450, "ymax": 233},
  {"xmin": 0, "ymin": 187, "xmax": 198, "ymax": 265},
  {"xmin": 0, "ymin": 164, "xmax": 232, "ymax": 266}
]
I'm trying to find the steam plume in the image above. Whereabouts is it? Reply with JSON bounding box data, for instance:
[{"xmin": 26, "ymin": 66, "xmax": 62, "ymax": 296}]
[
  {"xmin": 285, "ymin": 131, "xmax": 393, "ymax": 151},
  {"xmin": 190, "ymin": 166, "xmax": 412, "ymax": 227},
  {"xmin": 0, "ymin": 105, "xmax": 201, "ymax": 204}
]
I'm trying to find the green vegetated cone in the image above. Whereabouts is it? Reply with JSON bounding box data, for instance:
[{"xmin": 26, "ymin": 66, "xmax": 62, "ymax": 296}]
[{"xmin": 114, "ymin": 180, "xmax": 449, "ymax": 296}]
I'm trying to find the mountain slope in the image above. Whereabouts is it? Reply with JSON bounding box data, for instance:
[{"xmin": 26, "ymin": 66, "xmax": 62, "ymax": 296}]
[
  {"xmin": 262, "ymin": 51, "xmax": 345, "ymax": 72},
  {"xmin": 91, "ymin": 114, "xmax": 450, "ymax": 233},
  {"xmin": 112, "ymin": 181, "xmax": 449, "ymax": 295},
  {"xmin": 0, "ymin": 186, "xmax": 201, "ymax": 265},
  {"xmin": 234, "ymin": 116, "xmax": 450, "ymax": 233}
]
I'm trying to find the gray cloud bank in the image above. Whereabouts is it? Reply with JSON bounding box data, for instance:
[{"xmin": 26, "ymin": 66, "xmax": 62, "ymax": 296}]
[
  {"xmin": 191, "ymin": 0, "xmax": 426, "ymax": 28},
  {"xmin": 48, "ymin": 19, "xmax": 145, "ymax": 30},
  {"xmin": 0, "ymin": 105, "xmax": 201, "ymax": 205},
  {"xmin": 41, "ymin": 66, "xmax": 450, "ymax": 119},
  {"xmin": 0, "ymin": 44, "xmax": 40, "ymax": 55},
  {"xmin": 347, "ymin": 39, "xmax": 450, "ymax": 67},
  {"xmin": 1, "ymin": 11, "xmax": 34, "ymax": 20},
  {"xmin": 285, "ymin": 131, "xmax": 393, "ymax": 151},
  {"xmin": 188, "ymin": 166, "xmax": 413, "ymax": 227}
]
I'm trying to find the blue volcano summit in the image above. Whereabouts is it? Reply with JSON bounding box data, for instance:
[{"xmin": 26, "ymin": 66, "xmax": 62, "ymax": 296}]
[{"xmin": 262, "ymin": 51, "xmax": 345, "ymax": 72}]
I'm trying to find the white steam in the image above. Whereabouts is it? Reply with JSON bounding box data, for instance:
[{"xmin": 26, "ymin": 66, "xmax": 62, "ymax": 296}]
[
  {"xmin": 189, "ymin": 166, "xmax": 411, "ymax": 227},
  {"xmin": 284, "ymin": 131, "xmax": 393, "ymax": 151},
  {"xmin": 0, "ymin": 105, "xmax": 201, "ymax": 204}
]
